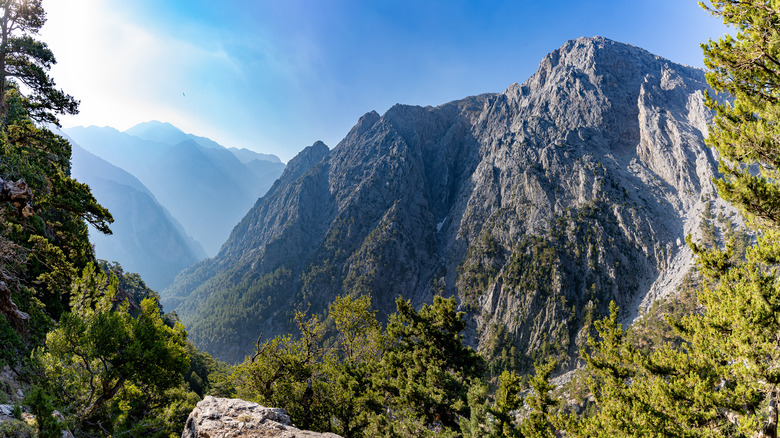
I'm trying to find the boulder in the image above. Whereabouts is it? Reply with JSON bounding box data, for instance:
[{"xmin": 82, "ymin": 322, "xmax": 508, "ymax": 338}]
[{"xmin": 181, "ymin": 396, "xmax": 342, "ymax": 438}]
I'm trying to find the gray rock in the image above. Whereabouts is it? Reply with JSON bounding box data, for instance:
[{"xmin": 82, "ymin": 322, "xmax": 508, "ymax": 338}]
[
  {"xmin": 164, "ymin": 36, "xmax": 738, "ymax": 366},
  {"xmin": 181, "ymin": 396, "xmax": 341, "ymax": 438},
  {"xmin": 0, "ymin": 404, "xmax": 13, "ymax": 416}
]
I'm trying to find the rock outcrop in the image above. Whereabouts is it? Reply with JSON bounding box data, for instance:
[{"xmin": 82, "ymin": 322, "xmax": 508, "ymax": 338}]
[
  {"xmin": 181, "ymin": 396, "xmax": 341, "ymax": 438},
  {"xmin": 164, "ymin": 36, "xmax": 735, "ymax": 367},
  {"xmin": 0, "ymin": 177, "xmax": 34, "ymax": 217}
]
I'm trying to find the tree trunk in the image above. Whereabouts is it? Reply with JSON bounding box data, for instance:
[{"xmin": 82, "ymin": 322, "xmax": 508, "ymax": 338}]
[
  {"xmin": 84, "ymin": 375, "xmax": 126, "ymax": 419},
  {"xmin": 0, "ymin": 2, "xmax": 9, "ymax": 120},
  {"xmin": 766, "ymin": 389, "xmax": 778, "ymax": 438}
]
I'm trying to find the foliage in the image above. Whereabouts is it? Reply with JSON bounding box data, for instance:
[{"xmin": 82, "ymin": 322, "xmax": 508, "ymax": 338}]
[
  {"xmin": 0, "ymin": 313, "xmax": 23, "ymax": 368},
  {"xmin": 564, "ymin": 301, "xmax": 732, "ymax": 437},
  {"xmin": 24, "ymin": 385, "xmax": 63, "ymax": 438},
  {"xmin": 0, "ymin": 94, "xmax": 112, "ymax": 322},
  {"xmin": 327, "ymin": 295, "xmax": 384, "ymax": 437},
  {"xmin": 489, "ymin": 370, "xmax": 524, "ymax": 437},
  {"xmin": 696, "ymin": 7, "xmax": 780, "ymax": 431},
  {"xmin": 99, "ymin": 260, "xmax": 159, "ymax": 310},
  {"xmin": 460, "ymin": 381, "xmax": 492, "ymax": 438},
  {"xmin": 625, "ymin": 271, "xmax": 701, "ymax": 354},
  {"xmin": 482, "ymin": 324, "xmax": 521, "ymax": 377},
  {"xmin": 373, "ymin": 296, "xmax": 485, "ymax": 436},
  {"xmin": 517, "ymin": 360, "xmax": 558, "ymax": 438},
  {"xmin": 235, "ymin": 312, "xmax": 332, "ymax": 431},
  {"xmin": 235, "ymin": 294, "xmax": 494, "ymax": 437},
  {"xmin": 235, "ymin": 294, "xmax": 383, "ymax": 437},
  {"xmin": 183, "ymin": 340, "xmax": 235, "ymax": 398},
  {"xmin": 458, "ymin": 231, "xmax": 503, "ymax": 306},
  {"xmin": 31, "ymin": 264, "xmax": 190, "ymax": 436},
  {"xmin": 0, "ymin": 0, "xmax": 79, "ymax": 124},
  {"xmin": 701, "ymin": 1, "xmax": 780, "ymax": 229},
  {"xmin": 176, "ymin": 266, "xmax": 295, "ymax": 363},
  {"xmin": 0, "ymin": 419, "xmax": 34, "ymax": 437}
]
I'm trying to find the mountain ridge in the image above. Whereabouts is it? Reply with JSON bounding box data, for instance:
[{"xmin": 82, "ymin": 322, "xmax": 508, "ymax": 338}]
[
  {"xmin": 65, "ymin": 123, "xmax": 286, "ymax": 256},
  {"xmin": 163, "ymin": 36, "xmax": 734, "ymax": 364},
  {"xmin": 69, "ymin": 141, "xmax": 206, "ymax": 290}
]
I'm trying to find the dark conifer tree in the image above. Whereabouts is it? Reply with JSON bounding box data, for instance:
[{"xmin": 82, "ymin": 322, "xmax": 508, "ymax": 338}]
[{"xmin": 0, "ymin": 0, "xmax": 78, "ymax": 125}]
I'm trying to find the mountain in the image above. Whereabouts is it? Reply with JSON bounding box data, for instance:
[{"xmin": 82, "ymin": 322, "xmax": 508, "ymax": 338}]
[
  {"xmin": 163, "ymin": 37, "xmax": 733, "ymax": 364},
  {"xmin": 228, "ymin": 147, "xmax": 282, "ymax": 164},
  {"xmin": 124, "ymin": 120, "xmax": 223, "ymax": 150},
  {"xmin": 64, "ymin": 124, "xmax": 286, "ymax": 256},
  {"xmin": 69, "ymin": 141, "xmax": 206, "ymax": 290}
]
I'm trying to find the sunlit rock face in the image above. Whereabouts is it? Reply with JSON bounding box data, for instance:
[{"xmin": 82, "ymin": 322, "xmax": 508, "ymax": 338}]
[
  {"xmin": 165, "ymin": 36, "xmax": 732, "ymax": 367},
  {"xmin": 181, "ymin": 396, "xmax": 342, "ymax": 438}
]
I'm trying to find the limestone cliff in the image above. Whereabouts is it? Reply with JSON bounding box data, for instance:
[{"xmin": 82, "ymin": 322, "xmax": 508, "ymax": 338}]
[{"xmin": 163, "ymin": 37, "xmax": 732, "ymax": 366}]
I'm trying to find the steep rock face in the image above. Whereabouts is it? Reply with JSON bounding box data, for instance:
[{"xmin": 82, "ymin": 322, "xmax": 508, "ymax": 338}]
[
  {"xmin": 181, "ymin": 396, "xmax": 341, "ymax": 438},
  {"xmin": 164, "ymin": 37, "xmax": 731, "ymax": 365}
]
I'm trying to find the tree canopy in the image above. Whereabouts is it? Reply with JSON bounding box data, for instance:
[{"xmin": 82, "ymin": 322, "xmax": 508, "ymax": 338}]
[{"xmin": 0, "ymin": 0, "xmax": 78, "ymax": 125}]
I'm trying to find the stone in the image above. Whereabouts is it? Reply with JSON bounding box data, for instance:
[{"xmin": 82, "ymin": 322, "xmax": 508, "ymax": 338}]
[
  {"xmin": 0, "ymin": 404, "xmax": 13, "ymax": 417},
  {"xmin": 181, "ymin": 396, "xmax": 342, "ymax": 438}
]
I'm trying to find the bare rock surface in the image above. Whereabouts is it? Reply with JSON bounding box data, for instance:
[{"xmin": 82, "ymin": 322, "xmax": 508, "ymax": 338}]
[
  {"xmin": 181, "ymin": 396, "xmax": 342, "ymax": 438},
  {"xmin": 165, "ymin": 36, "xmax": 739, "ymax": 367}
]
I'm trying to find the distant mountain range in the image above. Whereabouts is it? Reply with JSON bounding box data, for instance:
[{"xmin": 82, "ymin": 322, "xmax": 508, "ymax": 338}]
[
  {"xmin": 161, "ymin": 37, "xmax": 736, "ymax": 365},
  {"xmin": 66, "ymin": 121, "xmax": 286, "ymax": 290},
  {"xmin": 69, "ymin": 141, "xmax": 206, "ymax": 290}
]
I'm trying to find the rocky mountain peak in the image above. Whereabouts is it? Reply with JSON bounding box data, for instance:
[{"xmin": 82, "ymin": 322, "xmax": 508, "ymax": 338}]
[
  {"xmin": 269, "ymin": 141, "xmax": 329, "ymax": 192},
  {"xmin": 164, "ymin": 38, "xmax": 734, "ymax": 366}
]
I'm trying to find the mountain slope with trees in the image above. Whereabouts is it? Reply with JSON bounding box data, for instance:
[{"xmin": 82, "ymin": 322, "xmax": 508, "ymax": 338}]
[{"xmin": 164, "ymin": 36, "xmax": 732, "ymax": 365}]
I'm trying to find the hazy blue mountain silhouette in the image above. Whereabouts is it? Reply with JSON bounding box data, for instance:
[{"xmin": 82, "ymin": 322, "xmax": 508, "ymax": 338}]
[
  {"xmin": 69, "ymin": 140, "xmax": 206, "ymax": 290},
  {"xmin": 65, "ymin": 122, "xmax": 285, "ymax": 256}
]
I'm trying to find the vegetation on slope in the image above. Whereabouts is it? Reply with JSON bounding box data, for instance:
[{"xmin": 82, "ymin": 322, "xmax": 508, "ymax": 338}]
[
  {"xmin": 194, "ymin": 1, "xmax": 780, "ymax": 437},
  {"xmin": 0, "ymin": 1, "xmax": 230, "ymax": 435},
  {"xmin": 4, "ymin": 0, "xmax": 780, "ymax": 437}
]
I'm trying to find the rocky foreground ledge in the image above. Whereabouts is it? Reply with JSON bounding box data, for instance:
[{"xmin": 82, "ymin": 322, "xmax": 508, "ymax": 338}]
[{"xmin": 182, "ymin": 396, "xmax": 342, "ymax": 438}]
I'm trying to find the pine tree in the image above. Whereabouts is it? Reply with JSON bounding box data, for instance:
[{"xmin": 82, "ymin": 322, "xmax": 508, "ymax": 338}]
[
  {"xmin": 702, "ymin": 0, "xmax": 780, "ymax": 226},
  {"xmin": 0, "ymin": 0, "xmax": 77, "ymax": 125},
  {"xmin": 32, "ymin": 264, "xmax": 190, "ymax": 435},
  {"xmin": 697, "ymin": 1, "xmax": 780, "ymax": 435},
  {"xmin": 373, "ymin": 296, "xmax": 485, "ymax": 437}
]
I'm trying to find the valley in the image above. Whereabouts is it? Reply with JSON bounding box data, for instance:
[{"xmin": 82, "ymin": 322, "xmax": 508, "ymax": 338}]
[
  {"xmin": 65, "ymin": 122, "xmax": 285, "ymax": 289},
  {"xmin": 1, "ymin": 0, "xmax": 772, "ymax": 434}
]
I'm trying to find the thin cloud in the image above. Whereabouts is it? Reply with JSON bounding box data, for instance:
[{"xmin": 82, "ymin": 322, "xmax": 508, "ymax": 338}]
[{"xmin": 41, "ymin": 0, "xmax": 241, "ymax": 131}]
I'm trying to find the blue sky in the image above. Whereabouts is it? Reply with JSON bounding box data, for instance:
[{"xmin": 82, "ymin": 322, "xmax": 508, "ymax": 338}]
[{"xmin": 40, "ymin": 1, "xmax": 728, "ymax": 162}]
